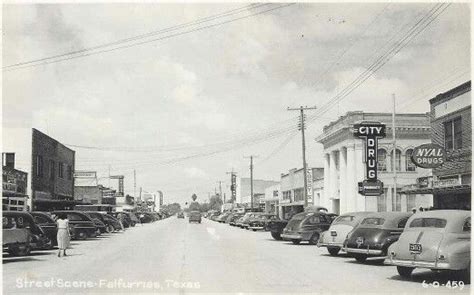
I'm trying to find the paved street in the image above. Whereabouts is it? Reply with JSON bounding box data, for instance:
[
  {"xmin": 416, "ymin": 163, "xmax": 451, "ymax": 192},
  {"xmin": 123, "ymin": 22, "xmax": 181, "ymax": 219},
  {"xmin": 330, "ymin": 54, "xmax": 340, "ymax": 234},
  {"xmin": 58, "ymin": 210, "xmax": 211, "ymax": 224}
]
[{"xmin": 3, "ymin": 217, "xmax": 470, "ymax": 294}]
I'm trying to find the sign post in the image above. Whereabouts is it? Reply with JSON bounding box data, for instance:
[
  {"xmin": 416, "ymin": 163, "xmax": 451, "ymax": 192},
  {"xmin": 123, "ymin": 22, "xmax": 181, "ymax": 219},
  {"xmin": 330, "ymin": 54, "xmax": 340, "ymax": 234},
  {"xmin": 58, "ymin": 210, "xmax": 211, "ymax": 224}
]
[{"xmin": 353, "ymin": 121, "xmax": 386, "ymax": 196}]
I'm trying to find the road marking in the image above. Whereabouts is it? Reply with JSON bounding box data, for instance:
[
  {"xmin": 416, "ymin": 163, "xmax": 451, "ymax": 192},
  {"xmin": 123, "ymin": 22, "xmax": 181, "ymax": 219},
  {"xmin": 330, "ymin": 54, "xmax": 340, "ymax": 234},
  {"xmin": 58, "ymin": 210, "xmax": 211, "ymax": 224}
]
[{"xmin": 206, "ymin": 227, "xmax": 220, "ymax": 240}]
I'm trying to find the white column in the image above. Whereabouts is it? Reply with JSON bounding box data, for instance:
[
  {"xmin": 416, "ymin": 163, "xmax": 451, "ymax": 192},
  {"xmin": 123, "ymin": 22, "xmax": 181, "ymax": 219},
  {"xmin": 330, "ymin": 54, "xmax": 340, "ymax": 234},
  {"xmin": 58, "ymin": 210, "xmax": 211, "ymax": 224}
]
[
  {"xmin": 339, "ymin": 147, "xmax": 347, "ymax": 214},
  {"xmin": 355, "ymin": 143, "xmax": 366, "ymax": 211},
  {"xmin": 323, "ymin": 153, "xmax": 330, "ymax": 210},
  {"xmin": 329, "ymin": 151, "xmax": 337, "ymax": 211},
  {"xmin": 346, "ymin": 144, "xmax": 356, "ymax": 212}
]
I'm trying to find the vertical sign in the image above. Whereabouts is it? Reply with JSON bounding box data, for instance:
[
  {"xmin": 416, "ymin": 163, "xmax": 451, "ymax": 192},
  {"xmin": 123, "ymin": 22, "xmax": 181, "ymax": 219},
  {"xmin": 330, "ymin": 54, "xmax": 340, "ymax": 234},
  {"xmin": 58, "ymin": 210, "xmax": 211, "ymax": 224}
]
[
  {"xmin": 231, "ymin": 173, "xmax": 237, "ymax": 201},
  {"xmin": 353, "ymin": 121, "xmax": 386, "ymax": 196},
  {"xmin": 306, "ymin": 168, "xmax": 313, "ymax": 202}
]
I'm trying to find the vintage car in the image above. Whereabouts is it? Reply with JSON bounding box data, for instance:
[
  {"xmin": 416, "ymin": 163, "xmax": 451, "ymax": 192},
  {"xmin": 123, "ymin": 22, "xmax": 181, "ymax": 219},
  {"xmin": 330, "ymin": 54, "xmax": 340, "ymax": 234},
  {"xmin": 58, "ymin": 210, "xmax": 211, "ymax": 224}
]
[
  {"xmin": 3, "ymin": 211, "xmax": 50, "ymax": 256},
  {"xmin": 224, "ymin": 213, "xmax": 238, "ymax": 224},
  {"xmin": 317, "ymin": 211, "xmax": 374, "ymax": 256},
  {"xmin": 177, "ymin": 212, "xmax": 185, "ymax": 219},
  {"xmin": 344, "ymin": 212, "xmax": 412, "ymax": 262},
  {"xmin": 83, "ymin": 212, "xmax": 107, "ymax": 235},
  {"xmin": 248, "ymin": 214, "xmax": 280, "ymax": 231},
  {"xmin": 101, "ymin": 213, "xmax": 122, "ymax": 231},
  {"xmin": 388, "ymin": 210, "xmax": 470, "ymax": 280},
  {"xmin": 30, "ymin": 211, "xmax": 59, "ymax": 248},
  {"xmin": 229, "ymin": 213, "xmax": 244, "ymax": 226},
  {"xmin": 216, "ymin": 212, "xmax": 232, "ymax": 223},
  {"xmin": 281, "ymin": 212, "xmax": 332, "ymax": 245},
  {"xmin": 237, "ymin": 212, "xmax": 262, "ymax": 229},
  {"xmin": 85, "ymin": 212, "xmax": 113, "ymax": 233},
  {"xmin": 52, "ymin": 210, "xmax": 98, "ymax": 240},
  {"xmin": 189, "ymin": 211, "xmax": 202, "ymax": 223},
  {"xmin": 128, "ymin": 212, "xmax": 141, "ymax": 225}
]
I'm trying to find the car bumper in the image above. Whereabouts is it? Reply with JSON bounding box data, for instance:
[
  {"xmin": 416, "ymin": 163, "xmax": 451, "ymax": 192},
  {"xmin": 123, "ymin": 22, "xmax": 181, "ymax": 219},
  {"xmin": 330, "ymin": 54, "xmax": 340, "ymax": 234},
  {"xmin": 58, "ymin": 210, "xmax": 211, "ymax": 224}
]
[
  {"xmin": 344, "ymin": 246, "xmax": 383, "ymax": 256},
  {"xmin": 281, "ymin": 233, "xmax": 303, "ymax": 240},
  {"xmin": 248, "ymin": 226, "xmax": 264, "ymax": 230},
  {"xmin": 388, "ymin": 257, "xmax": 452, "ymax": 270},
  {"xmin": 317, "ymin": 241, "xmax": 344, "ymax": 248}
]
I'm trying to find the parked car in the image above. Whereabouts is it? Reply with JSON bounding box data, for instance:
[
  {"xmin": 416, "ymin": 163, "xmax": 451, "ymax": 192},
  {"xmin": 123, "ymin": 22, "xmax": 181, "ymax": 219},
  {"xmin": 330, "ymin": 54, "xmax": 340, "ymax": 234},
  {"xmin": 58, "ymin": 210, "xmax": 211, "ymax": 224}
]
[
  {"xmin": 3, "ymin": 211, "xmax": 49, "ymax": 256},
  {"xmin": 228, "ymin": 213, "xmax": 244, "ymax": 226},
  {"xmin": 139, "ymin": 212, "xmax": 156, "ymax": 223},
  {"xmin": 52, "ymin": 210, "xmax": 97, "ymax": 240},
  {"xmin": 248, "ymin": 214, "xmax": 280, "ymax": 231},
  {"xmin": 209, "ymin": 212, "xmax": 221, "ymax": 221},
  {"xmin": 102, "ymin": 213, "xmax": 122, "ymax": 231},
  {"xmin": 225, "ymin": 213, "xmax": 238, "ymax": 224},
  {"xmin": 236, "ymin": 212, "xmax": 260, "ymax": 229},
  {"xmin": 83, "ymin": 212, "xmax": 107, "ymax": 235},
  {"xmin": 281, "ymin": 212, "xmax": 332, "ymax": 244},
  {"xmin": 85, "ymin": 212, "xmax": 113, "ymax": 233},
  {"xmin": 326, "ymin": 213, "xmax": 339, "ymax": 223},
  {"xmin": 216, "ymin": 212, "xmax": 232, "ymax": 223},
  {"xmin": 388, "ymin": 210, "xmax": 470, "ymax": 280},
  {"xmin": 30, "ymin": 211, "xmax": 59, "ymax": 248},
  {"xmin": 177, "ymin": 212, "xmax": 185, "ymax": 219},
  {"xmin": 344, "ymin": 212, "xmax": 412, "ymax": 262},
  {"xmin": 189, "ymin": 211, "xmax": 202, "ymax": 223},
  {"xmin": 317, "ymin": 211, "xmax": 374, "ymax": 256},
  {"xmin": 268, "ymin": 219, "xmax": 289, "ymax": 240},
  {"xmin": 128, "ymin": 212, "xmax": 140, "ymax": 225}
]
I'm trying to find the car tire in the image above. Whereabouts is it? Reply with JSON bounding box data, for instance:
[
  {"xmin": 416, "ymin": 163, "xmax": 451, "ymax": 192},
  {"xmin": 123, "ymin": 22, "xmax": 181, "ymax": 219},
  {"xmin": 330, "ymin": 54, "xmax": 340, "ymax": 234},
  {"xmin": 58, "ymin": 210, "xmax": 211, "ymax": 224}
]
[
  {"xmin": 354, "ymin": 254, "xmax": 367, "ymax": 263},
  {"xmin": 308, "ymin": 233, "xmax": 320, "ymax": 245},
  {"xmin": 9, "ymin": 245, "xmax": 31, "ymax": 256},
  {"xmin": 252, "ymin": 229, "xmax": 257, "ymax": 232},
  {"xmin": 327, "ymin": 247, "xmax": 340, "ymax": 256},
  {"xmin": 397, "ymin": 266, "xmax": 414, "ymax": 278},
  {"xmin": 271, "ymin": 232, "xmax": 282, "ymax": 240},
  {"xmin": 77, "ymin": 231, "xmax": 87, "ymax": 240},
  {"xmin": 292, "ymin": 239, "xmax": 301, "ymax": 245}
]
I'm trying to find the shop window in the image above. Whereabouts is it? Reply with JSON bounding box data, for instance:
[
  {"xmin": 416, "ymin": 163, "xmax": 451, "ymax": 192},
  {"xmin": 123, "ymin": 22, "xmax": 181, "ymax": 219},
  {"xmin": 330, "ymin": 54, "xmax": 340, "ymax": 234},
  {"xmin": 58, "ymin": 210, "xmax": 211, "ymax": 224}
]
[
  {"xmin": 377, "ymin": 149, "xmax": 387, "ymax": 172},
  {"xmin": 405, "ymin": 149, "xmax": 416, "ymax": 172},
  {"xmin": 49, "ymin": 160, "xmax": 55, "ymax": 180},
  {"xmin": 391, "ymin": 188, "xmax": 401, "ymax": 211},
  {"xmin": 391, "ymin": 149, "xmax": 402, "ymax": 172},
  {"xmin": 407, "ymin": 195, "xmax": 416, "ymax": 211},
  {"xmin": 444, "ymin": 117, "xmax": 462, "ymax": 150},
  {"xmin": 35, "ymin": 155, "xmax": 44, "ymax": 177},
  {"xmin": 377, "ymin": 190, "xmax": 387, "ymax": 212}
]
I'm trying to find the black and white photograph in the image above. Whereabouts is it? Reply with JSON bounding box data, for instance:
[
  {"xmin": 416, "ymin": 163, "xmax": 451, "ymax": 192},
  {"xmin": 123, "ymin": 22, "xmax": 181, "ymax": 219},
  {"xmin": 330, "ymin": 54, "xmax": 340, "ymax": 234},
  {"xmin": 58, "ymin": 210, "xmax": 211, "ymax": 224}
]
[{"xmin": 2, "ymin": 1, "xmax": 471, "ymax": 294}]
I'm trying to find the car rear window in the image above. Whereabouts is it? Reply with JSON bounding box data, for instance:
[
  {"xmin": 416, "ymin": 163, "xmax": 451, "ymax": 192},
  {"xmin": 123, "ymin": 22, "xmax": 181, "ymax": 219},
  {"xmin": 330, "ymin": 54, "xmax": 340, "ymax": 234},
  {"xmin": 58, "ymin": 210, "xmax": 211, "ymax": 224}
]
[
  {"xmin": 333, "ymin": 215, "xmax": 355, "ymax": 224},
  {"xmin": 409, "ymin": 218, "xmax": 447, "ymax": 228},
  {"xmin": 291, "ymin": 214, "xmax": 306, "ymax": 221},
  {"xmin": 361, "ymin": 217, "xmax": 385, "ymax": 226}
]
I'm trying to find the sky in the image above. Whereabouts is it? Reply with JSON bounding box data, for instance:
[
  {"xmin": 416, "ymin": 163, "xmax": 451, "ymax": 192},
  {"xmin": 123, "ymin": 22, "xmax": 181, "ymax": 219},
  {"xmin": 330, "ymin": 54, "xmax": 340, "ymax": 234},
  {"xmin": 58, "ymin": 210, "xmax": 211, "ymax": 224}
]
[{"xmin": 2, "ymin": 2, "xmax": 471, "ymax": 206}]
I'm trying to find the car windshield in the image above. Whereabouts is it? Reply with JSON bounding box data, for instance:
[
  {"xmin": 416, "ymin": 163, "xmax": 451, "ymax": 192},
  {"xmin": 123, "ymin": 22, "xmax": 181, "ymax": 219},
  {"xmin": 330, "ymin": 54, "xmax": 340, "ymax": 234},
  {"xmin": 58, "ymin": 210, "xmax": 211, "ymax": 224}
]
[
  {"xmin": 361, "ymin": 217, "xmax": 385, "ymax": 226},
  {"xmin": 409, "ymin": 218, "xmax": 447, "ymax": 228}
]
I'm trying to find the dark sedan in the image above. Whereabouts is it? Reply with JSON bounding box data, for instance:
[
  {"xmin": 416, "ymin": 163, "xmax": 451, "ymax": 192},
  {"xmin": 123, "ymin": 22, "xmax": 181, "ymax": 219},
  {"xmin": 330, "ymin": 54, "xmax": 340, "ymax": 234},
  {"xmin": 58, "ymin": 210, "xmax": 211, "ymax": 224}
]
[
  {"xmin": 52, "ymin": 211, "xmax": 97, "ymax": 240},
  {"xmin": 30, "ymin": 211, "xmax": 58, "ymax": 248},
  {"xmin": 248, "ymin": 214, "xmax": 280, "ymax": 231},
  {"xmin": 281, "ymin": 212, "xmax": 332, "ymax": 245}
]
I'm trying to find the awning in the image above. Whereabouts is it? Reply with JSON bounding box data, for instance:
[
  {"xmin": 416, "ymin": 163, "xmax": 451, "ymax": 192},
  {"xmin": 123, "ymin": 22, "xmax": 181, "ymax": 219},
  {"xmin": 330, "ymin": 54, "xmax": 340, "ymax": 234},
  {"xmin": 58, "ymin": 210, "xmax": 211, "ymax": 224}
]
[{"xmin": 401, "ymin": 184, "xmax": 470, "ymax": 195}]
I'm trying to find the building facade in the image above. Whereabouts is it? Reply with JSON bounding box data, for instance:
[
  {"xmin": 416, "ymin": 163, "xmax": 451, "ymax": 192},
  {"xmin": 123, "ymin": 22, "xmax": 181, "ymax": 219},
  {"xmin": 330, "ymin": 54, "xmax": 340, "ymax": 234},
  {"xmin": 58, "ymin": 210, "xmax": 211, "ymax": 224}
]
[
  {"xmin": 31, "ymin": 128, "xmax": 76, "ymax": 211},
  {"xmin": 236, "ymin": 177, "xmax": 279, "ymax": 210},
  {"xmin": 278, "ymin": 167, "xmax": 323, "ymax": 219},
  {"xmin": 264, "ymin": 183, "xmax": 280, "ymax": 214},
  {"xmin": 317, "ymin": 111, "xmax": 433, "ymax": 215},
  {"xmin": 402, "ymin": 81, "xmax": 471, "ymax": 209},
  {"xmin": 2, "ymin": 153, "xmax": 28, "ymax": 211}
]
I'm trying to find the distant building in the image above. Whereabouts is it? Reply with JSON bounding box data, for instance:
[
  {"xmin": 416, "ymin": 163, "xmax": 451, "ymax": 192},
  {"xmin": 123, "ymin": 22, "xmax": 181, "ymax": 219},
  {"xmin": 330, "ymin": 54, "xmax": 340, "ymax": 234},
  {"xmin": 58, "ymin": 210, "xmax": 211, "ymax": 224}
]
[
  {"xmin": 264, "ymin": 183, "xmax": 280, "ymax": 214},
  {"xmin": 402, "ymin": 81, "xmax": 471, "ymax": 210},
  {"xmin": 278, "ymin": 167, "xmax": 323, "ymax": 219},
  {"xmin": 236, "ymin": 177, "xmax": 279, "ymax": 210},
  {"xmin": 317, "ymin": 111, "xmax": 432, "ymax": 215},
  {"xmin": 2, "ymin": 153, "xmax": 28, "ymax": 211}
]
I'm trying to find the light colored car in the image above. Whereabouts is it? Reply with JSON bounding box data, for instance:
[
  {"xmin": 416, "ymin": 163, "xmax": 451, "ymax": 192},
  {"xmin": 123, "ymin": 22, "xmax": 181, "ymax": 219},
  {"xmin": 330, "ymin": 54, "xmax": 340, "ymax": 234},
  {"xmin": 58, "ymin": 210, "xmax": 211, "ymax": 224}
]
[
  {"xmin": 317, "ymin": 211, "xmax": 374, "ymax": 256},
  {"xmin": 388, "ymin": 210, "xmax": 471, "ymax": 279}
]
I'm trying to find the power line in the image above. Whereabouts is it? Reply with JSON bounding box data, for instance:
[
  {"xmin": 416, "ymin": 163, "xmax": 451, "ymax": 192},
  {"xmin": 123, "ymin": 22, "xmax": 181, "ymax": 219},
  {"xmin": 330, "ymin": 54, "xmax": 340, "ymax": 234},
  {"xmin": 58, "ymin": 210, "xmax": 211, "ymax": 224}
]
[{"xmin": 4, "ymin": 3, "xmax": 295, "ymax": 72}]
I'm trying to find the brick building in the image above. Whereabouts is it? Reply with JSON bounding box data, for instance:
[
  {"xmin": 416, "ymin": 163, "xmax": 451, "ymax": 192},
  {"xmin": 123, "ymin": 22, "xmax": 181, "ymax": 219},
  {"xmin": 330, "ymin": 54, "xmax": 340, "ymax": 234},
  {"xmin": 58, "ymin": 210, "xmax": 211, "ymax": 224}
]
[
  {"xmin": 31, "ymin": 128, "xmax": 76, "ymax": 210},
  {"xmin": 2, "ymin": 153, "xmax": 28, "ymax": 211}
]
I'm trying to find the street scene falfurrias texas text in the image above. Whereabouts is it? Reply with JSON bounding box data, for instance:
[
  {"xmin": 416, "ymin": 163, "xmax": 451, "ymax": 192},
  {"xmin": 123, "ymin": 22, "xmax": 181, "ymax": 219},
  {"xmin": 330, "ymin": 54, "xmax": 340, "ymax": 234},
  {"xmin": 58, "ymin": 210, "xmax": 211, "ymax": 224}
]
[{"xmin": 2, "ymin": 2, "xmax": 471, "ymax": 294}]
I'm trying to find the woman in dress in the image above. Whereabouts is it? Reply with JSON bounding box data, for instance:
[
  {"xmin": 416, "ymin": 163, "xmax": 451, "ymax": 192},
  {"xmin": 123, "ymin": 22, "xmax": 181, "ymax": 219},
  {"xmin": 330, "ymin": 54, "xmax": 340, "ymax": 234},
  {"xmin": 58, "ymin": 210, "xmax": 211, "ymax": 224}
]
[{"xmin": 56, "ymin": 213, "xmax": 70, "ymax": 257}]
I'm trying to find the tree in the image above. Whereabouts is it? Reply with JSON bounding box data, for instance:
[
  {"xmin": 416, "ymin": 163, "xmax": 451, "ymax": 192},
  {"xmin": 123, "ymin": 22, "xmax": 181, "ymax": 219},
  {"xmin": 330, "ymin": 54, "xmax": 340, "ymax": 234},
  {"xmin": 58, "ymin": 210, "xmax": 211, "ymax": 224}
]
[
  {"xmin": 191, "ymin": 194, "xmax": 197, "ymax": 201},
  {"xmin": 209, "ymin": 195, "xmax": 223, "ymax": 211}
]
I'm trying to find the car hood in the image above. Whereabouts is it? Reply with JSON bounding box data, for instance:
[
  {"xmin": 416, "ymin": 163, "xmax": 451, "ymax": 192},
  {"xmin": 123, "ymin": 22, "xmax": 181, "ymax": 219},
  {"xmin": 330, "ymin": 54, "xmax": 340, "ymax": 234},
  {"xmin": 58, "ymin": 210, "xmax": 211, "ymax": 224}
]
[{"xmin": 389, "ymin": 228, "xmax": 445, "ymax": 262}]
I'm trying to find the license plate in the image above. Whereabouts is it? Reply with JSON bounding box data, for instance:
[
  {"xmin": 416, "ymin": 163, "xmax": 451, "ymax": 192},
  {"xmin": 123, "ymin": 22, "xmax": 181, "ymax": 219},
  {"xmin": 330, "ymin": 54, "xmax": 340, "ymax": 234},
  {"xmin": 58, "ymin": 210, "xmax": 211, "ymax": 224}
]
[
  {"xmin": 356, "ymin": 237, "xmax": 364, "ymax": 246},
  {"xmin": 409, "ymin": 243, "xmax": 422, "ymax": 254},
  {"xmin": 331, "ymin": 231, "xmax": 337, "ymax": 236}
]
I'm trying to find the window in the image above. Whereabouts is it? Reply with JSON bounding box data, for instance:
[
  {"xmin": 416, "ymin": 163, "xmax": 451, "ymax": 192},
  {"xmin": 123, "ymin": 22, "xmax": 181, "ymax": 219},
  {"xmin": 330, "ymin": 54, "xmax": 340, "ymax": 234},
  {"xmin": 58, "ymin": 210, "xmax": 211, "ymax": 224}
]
[
  {"xmin": 391, "ymin": 149, "xmax": 402, "ymax": 172},
  {"xmin": 377, "ymin": 149, "xmax": 387, "ymax": 172},
  {"xmin": 405, "ymin": 149, "xmax": 416, "ymax": 171},
  {"xmin": 35, "ymin": 155, "xmax": 44, "ymax": 177},
  {"xmin": 377, "ymin": 189, "xmax": 388, "ymax": 212},
  {"xmin": 409, "ymin": 218, "xmax": 447, "ymax": 228},
  {"xmin": 294, "ymin": 188, "xmax": 304, "ymax": 202},
  {"xmin": 391, "ymin": 188, "xmax": 401, "ymax": 211},
  {"xmin": 34, "ymin": 216, "xmax": 49, "ymax": 224},
  {"xmin": 406, "ymin": 195, "xmax": 416, "ymax": 211},
  {"xmin": 361, "ymin": 218, "xmax": 385, "ymax": 226},
  {"xmin": 49, "ymin": 160, "xmax": 55, "ymax": 180},
  {"xmin": 67, "ymin": 165, "xmax": 73, "ymax": 180},
  {"xmin": 444, "ymin": 117, "xmax": 462, "ymax": 150},
  {"xmin": 333, "ymin": 215, "xmax": 356, "ymax": 224},
  {"xmin": 398, "ymin": 217, "xmax": 409, "ymax": 228},
  {"xmin": 283, "ymin": 191, "xmax": 291, "ymax": 200},
  {"xmin": 58, "ymin": 162, "xmax": 64, "ymax": 178}
]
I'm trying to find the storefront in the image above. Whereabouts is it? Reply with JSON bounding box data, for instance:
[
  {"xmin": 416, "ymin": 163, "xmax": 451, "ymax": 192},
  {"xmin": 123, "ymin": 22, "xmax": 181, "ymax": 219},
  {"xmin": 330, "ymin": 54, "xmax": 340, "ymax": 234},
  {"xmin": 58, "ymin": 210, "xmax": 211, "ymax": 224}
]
[{"xmin": 2, "ymin": 163, "xmax": 28, "ymax": 211}]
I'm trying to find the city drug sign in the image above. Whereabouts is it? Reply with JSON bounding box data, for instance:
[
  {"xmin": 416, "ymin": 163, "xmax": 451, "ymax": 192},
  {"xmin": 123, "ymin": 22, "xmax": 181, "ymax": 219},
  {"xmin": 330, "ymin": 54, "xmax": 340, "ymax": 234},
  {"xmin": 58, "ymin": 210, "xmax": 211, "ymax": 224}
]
[{"xmin": 353, "ymin": 121, "xmax": 386, "ymax": 196}]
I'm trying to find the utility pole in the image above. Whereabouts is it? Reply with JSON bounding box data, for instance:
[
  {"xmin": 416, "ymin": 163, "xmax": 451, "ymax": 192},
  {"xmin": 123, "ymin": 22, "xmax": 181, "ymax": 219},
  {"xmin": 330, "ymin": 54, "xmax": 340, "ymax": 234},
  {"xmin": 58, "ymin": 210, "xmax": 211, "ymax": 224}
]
[
  {"xmin": 108, "ymin": 165, "xmax": 111, "ymax": 187},
  {"xmin": 139, "ymin": 187, "xmax": 142, "ymax": 202},
  {"xmin": 392, "ymin": 94, "xmax": 397, "ymax": 211},
  {"xmin": 244, "ymin": 155, "xmax": 258, "ymax": 209},
  {"xmin": 287, "ymin": 106, "xmax": 317, "ymax": 208}
]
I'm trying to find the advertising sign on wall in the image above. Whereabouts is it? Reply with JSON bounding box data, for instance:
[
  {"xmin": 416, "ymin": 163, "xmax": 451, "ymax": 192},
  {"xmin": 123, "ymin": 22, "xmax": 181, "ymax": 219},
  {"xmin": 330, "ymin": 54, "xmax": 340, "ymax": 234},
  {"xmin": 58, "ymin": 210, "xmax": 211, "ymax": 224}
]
[{"xmin": 411, "ymin": 143, "xmax": 446, "ymax": 168}]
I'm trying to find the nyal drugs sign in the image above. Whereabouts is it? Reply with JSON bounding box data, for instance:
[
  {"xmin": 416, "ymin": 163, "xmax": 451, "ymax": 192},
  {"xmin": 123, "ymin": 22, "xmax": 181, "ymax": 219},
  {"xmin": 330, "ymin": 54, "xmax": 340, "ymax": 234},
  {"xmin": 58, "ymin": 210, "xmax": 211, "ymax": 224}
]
[
  {"xmin": 411, "ymin": 143, "xmax": 445, "ymax": 169},
  {"xmin": 353, "ymin": 122, "xmax": 386, "ymax": 181}
]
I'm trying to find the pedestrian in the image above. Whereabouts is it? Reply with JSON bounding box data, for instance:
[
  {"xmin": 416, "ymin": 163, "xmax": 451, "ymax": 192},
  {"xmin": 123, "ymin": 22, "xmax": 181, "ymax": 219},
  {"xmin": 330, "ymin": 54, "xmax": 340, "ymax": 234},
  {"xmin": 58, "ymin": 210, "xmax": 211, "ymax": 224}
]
[
  {"xmin": 419, "ymin": 206, "xmax": 424, "ymax": 212},
  {"xmin": 56, "ymin": 213, "xmax": 70, "ymax": 257}
]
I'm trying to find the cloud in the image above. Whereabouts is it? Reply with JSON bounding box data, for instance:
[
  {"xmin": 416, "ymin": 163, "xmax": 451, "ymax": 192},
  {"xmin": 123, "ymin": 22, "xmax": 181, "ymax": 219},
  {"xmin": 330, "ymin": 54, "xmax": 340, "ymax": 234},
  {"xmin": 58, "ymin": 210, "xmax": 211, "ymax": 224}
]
[{"xmin": 184, "ymin": 167, "xmax": 208, "ymax": 179}]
